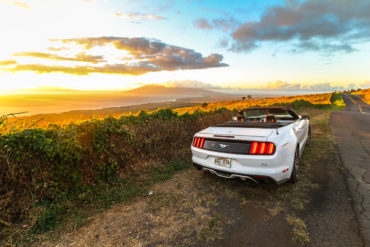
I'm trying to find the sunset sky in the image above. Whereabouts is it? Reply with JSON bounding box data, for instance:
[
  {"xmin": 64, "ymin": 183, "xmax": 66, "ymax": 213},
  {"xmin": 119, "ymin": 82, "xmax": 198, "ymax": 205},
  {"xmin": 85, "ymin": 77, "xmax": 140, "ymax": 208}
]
[{"xmin": 1, "ymin": 0, "xmax": 370, "ymax": 92}]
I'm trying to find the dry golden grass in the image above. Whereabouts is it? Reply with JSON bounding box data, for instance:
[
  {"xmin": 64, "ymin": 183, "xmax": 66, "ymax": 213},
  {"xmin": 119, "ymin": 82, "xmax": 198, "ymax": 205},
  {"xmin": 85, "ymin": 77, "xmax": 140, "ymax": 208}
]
[
  {"xmin": 175, "ymin": 93, "xmax": 332, "ymax": 114},
  {"xmin": 39, "ymin": 170, "xmax": 227, "ymax": 247},
  {"xmin": 353, "ymin": 88, "xmax": 370, "ymax": 104}
]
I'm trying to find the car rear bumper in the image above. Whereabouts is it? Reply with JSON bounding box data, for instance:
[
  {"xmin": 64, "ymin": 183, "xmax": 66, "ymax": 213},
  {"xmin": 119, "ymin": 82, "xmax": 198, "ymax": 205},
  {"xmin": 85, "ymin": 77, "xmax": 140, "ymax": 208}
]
[{"xmin": 191, "ymin": 145, "xmax": 295, "ymax": 183}]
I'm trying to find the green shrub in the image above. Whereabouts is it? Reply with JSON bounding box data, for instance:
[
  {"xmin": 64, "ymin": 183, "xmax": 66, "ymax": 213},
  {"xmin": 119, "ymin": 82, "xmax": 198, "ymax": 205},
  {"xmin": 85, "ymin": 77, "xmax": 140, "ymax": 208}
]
[
  {"xmin": 0, "ymin": 108, "xmax": 233, "ymax": 225},
  {"xmin": 330, "ymin": 93, "xmax": 345, "ymax": 106}
]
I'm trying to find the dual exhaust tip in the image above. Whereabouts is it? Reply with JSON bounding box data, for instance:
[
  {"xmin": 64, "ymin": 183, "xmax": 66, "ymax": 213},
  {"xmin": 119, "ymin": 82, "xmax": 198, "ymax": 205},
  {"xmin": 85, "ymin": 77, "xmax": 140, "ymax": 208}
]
[{"xmin": 193, "ymin": 163, "xmax": 269, "ymax": 183}]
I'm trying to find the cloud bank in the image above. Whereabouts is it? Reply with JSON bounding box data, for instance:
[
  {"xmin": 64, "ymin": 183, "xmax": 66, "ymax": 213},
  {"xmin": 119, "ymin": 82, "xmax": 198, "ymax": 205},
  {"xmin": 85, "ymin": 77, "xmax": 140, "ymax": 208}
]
[
  {"xmin": 230, "ymin": 0, "xmax": 370, "ymax": 53},
  {"xmin": 248, "ymin": 80, "xmax": 366, "ymax": 91},
  {"xmin": 194, "ymin": 0, "xmax": 370, "ymax": 54},
  {"xmin": 2, "ymin": 37, "xmax": 228, "ymax": 75},
  {"xmin": 165, "ymin": 80, "xmax": 222, "ymax": 89},
  {"xmin": 165, "ymin": 79, "xmax": 368, "ymax": 92}
]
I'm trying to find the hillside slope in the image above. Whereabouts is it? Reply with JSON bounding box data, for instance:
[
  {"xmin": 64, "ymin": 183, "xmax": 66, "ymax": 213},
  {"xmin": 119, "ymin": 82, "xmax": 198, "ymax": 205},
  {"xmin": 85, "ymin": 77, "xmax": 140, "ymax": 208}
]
[{"xmin": 124, "ymin": 85, "xmax": 222, "ymax": 96}]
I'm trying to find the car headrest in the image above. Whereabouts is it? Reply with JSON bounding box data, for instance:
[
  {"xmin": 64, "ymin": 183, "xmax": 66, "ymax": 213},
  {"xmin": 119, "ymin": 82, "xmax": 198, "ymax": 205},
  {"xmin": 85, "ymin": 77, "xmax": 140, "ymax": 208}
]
[{"xmin": 265, "ymin": 114, "xmax": 276, "ymax": 123}]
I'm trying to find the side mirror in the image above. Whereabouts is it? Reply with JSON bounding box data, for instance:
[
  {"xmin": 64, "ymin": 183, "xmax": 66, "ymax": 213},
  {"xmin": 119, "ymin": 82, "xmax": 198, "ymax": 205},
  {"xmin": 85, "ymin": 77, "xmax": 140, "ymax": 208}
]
[
  {"xmin": 301, "ymin": 115, "xmax": 310, "ymax": 120},
  {"xmin": 232, "ymin": 116, "xmax": 237, "ymax": 121}
]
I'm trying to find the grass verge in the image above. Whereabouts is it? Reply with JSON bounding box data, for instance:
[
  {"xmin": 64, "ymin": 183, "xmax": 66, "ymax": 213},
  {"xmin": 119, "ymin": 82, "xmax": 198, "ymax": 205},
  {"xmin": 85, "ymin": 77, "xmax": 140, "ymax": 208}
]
[{"xmin": 286, "ymin": 214, "xmax": 310, "ymax": 245}]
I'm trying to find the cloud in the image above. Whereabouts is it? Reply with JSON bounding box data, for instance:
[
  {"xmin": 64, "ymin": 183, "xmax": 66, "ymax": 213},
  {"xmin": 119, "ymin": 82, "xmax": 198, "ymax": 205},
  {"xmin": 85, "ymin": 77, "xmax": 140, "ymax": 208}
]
[
  {"xmin": 59, "ymin": 37, "xmax": 227, "ymax": 69},
  {"xmin": 0, "ymin": 60, "xmax": 17, "ymax": 66},
  {"xmin": 13, "ymin": 52, "xmax": 105, "ymax": 63},
  {"xmin": 47, "ymin": 47, "xmax": 69, "ymax": 51},
  {"xmin": 3, "ymin": 37, "xmax": 228, "ymax": 75},
  {"xmin": 165, "ymin": 80, "xmax": 221, "ymax": 89},
  {"xmin": 193, "ymin": 18, "xmax": 213, "ymax": 30},
  {"xmin": 294, "ymin": 40, "xmax": 356, "ymax": 53},
  {"xmin": 8, "ymin": 1, "xmax": 30, "ymax": 9},
  {"xmin": 212, "ymin": 18, "xmax": 240, "ymax": 32},
  {"xmin": 360, "ymin": 81, "xmax": 370, "ymax": 89},
  {"xmin": 229, "ymin": 0, "xmax": 370, "ymax": 53},
  {"xmin": 8, "ymin": 63, "xmax": 160, "ymax": 75},
  {"xmin": 193, "ymin": 17, "xmax": 240, "ymax": 31},
  {"xmin": 165, "ymin": 79, "xmax": 361, "ymax": 92},
  {"xmin": 115, "ymin": 12, "xmax": 166, "ymax": 20},
  {"xmin": 257, "ymin": 80, "xmax": 351, "ymax": 91}
]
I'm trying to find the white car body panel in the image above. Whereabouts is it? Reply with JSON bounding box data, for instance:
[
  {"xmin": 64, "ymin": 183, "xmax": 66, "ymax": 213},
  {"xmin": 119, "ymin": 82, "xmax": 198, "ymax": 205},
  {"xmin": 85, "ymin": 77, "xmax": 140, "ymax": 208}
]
[{"xmin": 191, "ymin": 111, "xmax": 310, "ymax": 184}]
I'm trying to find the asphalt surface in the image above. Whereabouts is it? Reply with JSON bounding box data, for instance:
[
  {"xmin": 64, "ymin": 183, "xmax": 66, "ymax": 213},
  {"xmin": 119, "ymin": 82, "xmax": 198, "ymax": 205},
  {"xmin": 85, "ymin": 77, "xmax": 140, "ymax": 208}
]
[{"xmin": 331, "ymin": 94, "xmax": 370, "ymax": 246}]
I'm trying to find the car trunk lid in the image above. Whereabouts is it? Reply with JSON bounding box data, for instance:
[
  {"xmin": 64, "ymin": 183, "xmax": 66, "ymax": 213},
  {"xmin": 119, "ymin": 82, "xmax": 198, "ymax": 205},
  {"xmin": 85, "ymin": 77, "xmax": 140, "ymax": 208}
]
[{"xmin": 199, "ymin": 127, "xmax": 274, "ymax": 138}]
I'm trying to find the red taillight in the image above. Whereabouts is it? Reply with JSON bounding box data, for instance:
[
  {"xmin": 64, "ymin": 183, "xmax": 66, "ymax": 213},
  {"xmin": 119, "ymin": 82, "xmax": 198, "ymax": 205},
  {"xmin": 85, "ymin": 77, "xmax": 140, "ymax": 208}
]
[
  {"xmin": 258, "ymin": 142, "xmax": 267, "ymax": 154},
  {"xmin": 250, "ymin": 142, "xmax": 258, "ymax": 154},
  {"xmin": 195, "ymin": 137, "xmax": 200, "ymax": 147},
  {"xmin": 199, "ymin": 138, "xmax": 205, "ymax": 148},
  {"xmin": 193, "ymin": 137, "xmax": 205, "ymax": 149},
  {"xmin": 267, "ymin": 143, "xmax": 275, "ymax": 155},
  {"xmin": 250, "ymin": 142, "xmax": 275, "ymax": 155}
]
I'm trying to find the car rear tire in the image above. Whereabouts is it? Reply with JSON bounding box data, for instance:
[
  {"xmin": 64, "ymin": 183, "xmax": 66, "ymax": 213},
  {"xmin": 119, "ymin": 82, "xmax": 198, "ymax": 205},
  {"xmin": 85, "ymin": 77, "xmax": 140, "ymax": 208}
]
[
  {"xmin": 290, "ymin": 147, "xmax": 300, "ymax": 183},
  {"xmin": 193, "ymin": 163, "xmax": 202, "ymax": 170}
]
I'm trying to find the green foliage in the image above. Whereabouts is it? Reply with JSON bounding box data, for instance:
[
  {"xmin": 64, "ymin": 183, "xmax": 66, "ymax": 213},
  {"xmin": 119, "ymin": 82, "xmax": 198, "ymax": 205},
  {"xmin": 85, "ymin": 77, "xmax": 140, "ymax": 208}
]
[
  {"xmin": 272, "ymin": 99, "xmax": 342, "ymax": 111},
  {"xmin": 330, "ymin": 93, "xmax": 345, "ymax": 106},
  {"xmin": 31, "ymin": 203, "xmax": 65, "ymax": 234},
  {"xmin": 0, "ymin": 126, "xmax": 84, "ymax": 200},
  {"xmin": 273, "ymin": 99, "xmax": 315, "ymax": 111},
  {"xmin": 0, "ymin": 107, "xmax": 233, "ymax": 230}
]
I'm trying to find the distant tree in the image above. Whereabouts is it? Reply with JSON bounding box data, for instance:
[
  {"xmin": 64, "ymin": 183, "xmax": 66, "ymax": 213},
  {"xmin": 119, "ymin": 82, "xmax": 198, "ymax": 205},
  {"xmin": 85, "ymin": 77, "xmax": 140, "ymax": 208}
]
[
  {"xmin": 242, "ymin": 96, "xmax": 246, "ymax": 100},
  {"xmin": 201, "ymin": 103, "xmax": 208, "ymax": 108},
  {"xmin": 247, "ymin": 95, "xmax": 252, "ymax": 100}
]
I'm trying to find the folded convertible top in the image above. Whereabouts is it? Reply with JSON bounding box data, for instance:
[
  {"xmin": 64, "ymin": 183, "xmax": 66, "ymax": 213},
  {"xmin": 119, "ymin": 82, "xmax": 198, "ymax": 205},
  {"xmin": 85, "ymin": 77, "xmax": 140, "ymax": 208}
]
[{"xmin": 213, "ymin": 121, "xmax": 286, "ymax": 128}]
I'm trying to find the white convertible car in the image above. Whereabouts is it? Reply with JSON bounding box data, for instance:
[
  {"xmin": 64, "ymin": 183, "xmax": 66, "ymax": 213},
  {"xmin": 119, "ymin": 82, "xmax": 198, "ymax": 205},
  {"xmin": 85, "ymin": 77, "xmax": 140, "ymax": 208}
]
[{"xmin": 191, "ymin": 106, "xmax": 311, "ymax": 184}]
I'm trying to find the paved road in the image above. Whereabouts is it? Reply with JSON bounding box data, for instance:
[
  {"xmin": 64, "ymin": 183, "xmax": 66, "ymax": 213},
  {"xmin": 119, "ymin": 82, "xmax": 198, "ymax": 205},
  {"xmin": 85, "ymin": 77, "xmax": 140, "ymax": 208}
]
[{"xmin": 331, "ymin": 94, "xmax": 370, "ymax": 246}]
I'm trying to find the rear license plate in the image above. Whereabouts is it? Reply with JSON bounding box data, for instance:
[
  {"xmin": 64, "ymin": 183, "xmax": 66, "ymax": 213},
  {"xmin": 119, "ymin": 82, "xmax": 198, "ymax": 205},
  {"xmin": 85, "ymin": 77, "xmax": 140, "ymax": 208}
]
[{"xmin": 214, "ymin": 157, "xmax": 231, "ymax": 168}]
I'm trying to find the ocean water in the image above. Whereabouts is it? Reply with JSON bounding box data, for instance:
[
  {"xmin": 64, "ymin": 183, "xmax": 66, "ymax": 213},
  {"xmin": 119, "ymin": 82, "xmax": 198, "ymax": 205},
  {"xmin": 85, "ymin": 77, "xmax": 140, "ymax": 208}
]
[{"xmin": 0, "ymin": 93, "xmax": 181, "ymax": 116}]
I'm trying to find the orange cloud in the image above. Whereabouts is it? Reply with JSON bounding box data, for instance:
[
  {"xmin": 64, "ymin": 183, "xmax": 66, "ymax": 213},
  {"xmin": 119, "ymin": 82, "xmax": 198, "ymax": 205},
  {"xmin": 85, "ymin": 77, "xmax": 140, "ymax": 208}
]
[
  {"xmin": 13, "ymin": 52, "xmax": 104, "ymax": 64},
  {"xmin": 3, "ymin": 37, "xmax": 228, "ymax": 76},
  {"xmin": 6, "ymin": 63, "xmax": 159, "ymax": 75},
  {"xmin": 0, "ymin": 60, "xmax": 17, "ymax": 65}
]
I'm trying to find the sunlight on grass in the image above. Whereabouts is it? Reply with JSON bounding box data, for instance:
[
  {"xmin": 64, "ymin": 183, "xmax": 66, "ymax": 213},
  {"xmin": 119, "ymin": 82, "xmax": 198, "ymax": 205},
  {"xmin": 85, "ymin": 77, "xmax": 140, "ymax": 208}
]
[{"xmin": 353, "ymin": 88, "xmax": 370, "ymax": 104}]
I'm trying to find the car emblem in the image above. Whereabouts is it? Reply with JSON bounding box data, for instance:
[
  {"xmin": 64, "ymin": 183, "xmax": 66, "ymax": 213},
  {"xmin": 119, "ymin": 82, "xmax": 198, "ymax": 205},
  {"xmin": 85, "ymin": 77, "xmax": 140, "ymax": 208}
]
[{"xmin": 219, "ymin": 144, "xmax": 229, "ymax": 148}]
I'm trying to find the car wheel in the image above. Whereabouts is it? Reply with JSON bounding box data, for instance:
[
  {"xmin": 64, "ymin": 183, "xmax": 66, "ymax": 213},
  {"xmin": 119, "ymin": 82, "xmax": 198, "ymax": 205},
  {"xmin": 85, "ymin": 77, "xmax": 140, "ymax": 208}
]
[
  {"xmin": 306, "ymin": 126, "xmax": 311, "ymax": 146},
  {"xmin": 290, "ymin": 147, "xmax": 300, "ymax": 183}
]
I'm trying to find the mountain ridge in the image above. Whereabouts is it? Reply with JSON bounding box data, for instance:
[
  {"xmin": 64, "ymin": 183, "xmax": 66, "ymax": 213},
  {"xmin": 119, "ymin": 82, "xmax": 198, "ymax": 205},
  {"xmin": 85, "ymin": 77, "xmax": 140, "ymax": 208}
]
[{"xmin": 1, "ymin": 85, "xmax": 222, "ymax": 96}]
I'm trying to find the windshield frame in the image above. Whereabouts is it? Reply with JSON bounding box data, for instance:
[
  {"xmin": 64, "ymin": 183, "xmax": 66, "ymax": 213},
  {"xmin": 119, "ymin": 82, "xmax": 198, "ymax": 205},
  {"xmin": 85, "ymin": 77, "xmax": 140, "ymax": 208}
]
[{"xmin": 237, "ymin": 107, "xmax": 299, "ymax": 121}]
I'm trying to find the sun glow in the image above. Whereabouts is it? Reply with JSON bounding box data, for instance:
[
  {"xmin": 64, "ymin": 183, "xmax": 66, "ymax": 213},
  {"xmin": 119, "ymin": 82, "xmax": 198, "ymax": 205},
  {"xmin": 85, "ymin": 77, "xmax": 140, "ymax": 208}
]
[{"xmin": 0, "ymin": 0, "xmax": 141, "ymax": 91}]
